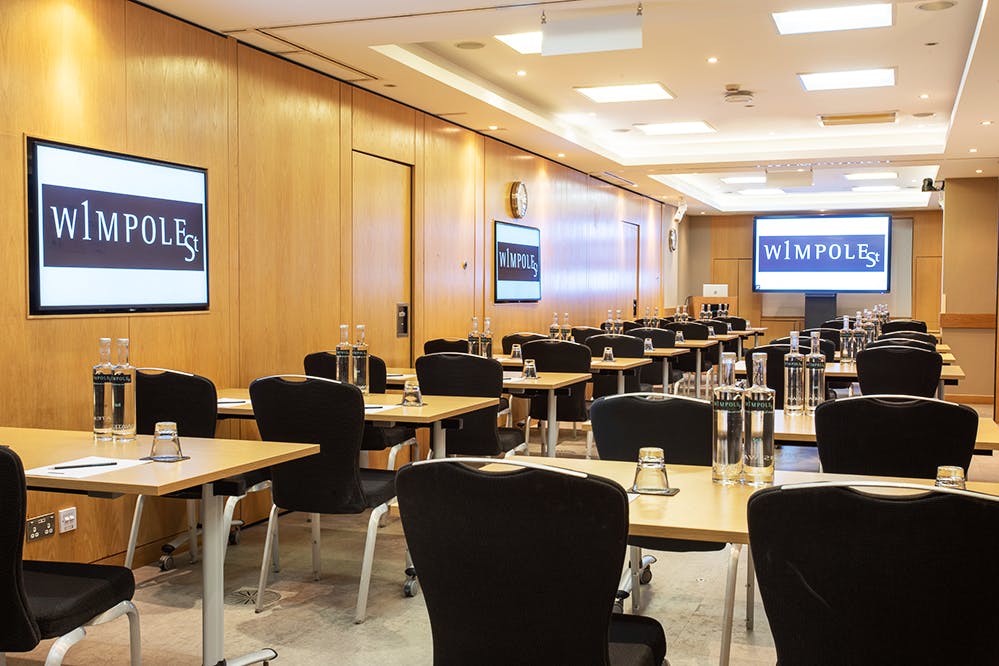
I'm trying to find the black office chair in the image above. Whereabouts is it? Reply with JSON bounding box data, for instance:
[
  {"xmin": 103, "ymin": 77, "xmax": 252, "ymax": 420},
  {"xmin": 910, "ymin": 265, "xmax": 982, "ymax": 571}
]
[
  {"xmin": 305, "ymin": 352, "xmax": 418, "ymax": 469},
  {"xmin": 741, "ymin": 345, "xmax": 814, "ymax": 407},
  {"xmin": 769, "ymin": 336, "xmax": 835, "ymax": 361},
  {"xmin": 881, "ymin": 318, "xmax": 928, "ymax": 334},
  {"xmin": 397, "ymin": 458, "xmax": 668, "ymax": 666},
  {"xmin": 865, "ymin": 337, "xmax": 937, "ymax": 353},
  {"xmin": 629, "ymin": 327, "xmax": 677, "ymax": 387},
  {"xmin": 663, "ymin": 322, "xmax": 713, "ymax": 388},
  {"xmin": 423, "ymin": 337, "xmax": 469, "ymax": 354},
  {"xmin": 126, "ymin": 368, "xmax": 257, "ymax": 570},
  {"xmin": 715, "ymin": 316, "xmax": 748, "ymax": 331},
  {"xmin": 571, "ymin": 326, "xmax": 604, "ymax": 346},
  {"xmin": 585, "ymin": 334, "xmax": 645, "ymax": 398},
  {"xmin": 702, "ymin": 319, "xmax": 739, "ymax": 354},
  {"xmin": 880, "ymin": 330, "xmax": 939, "ymax": 345},
  {"xmin": 820, "ymin": 317, "xmax": 854, "ymax": 330},
  {"xmin": 415, "ymin": 353, "xmax": 524, "ymax": 457},
  {"xmin": 621, "ymin": 320, "xmax": 642, "ymax": 333},
  {"xmin": 856, "ymin": 346, "xmax": 942, "ymax": 398},
  {"xmin": 801, "ymin": 327, "xmax": 843, "ymax": 351},
  {"xmin": 0, "ymin": 447, "xmax": 141, "ymax": 665},
  {"xmin": 500, "ymin": 331, "xmax": 547, "ymax": 354},
  {"xmin": 521, "ymin": 339, "xmax": 592, "ymax": 451},
  {"xmin": 591, "ymin": 393, "xmax": 741, "ymax": 614},
  {"xmin": 814, "ymin": 395, "xmax": 976, "ymax": 478},
  {"xmin": 749, "ymin": 482, "xmax": 999, "ymax": 664},
  {"xmin": 249, "ymin": 375, "xmax": 395, "ymax": 623}
]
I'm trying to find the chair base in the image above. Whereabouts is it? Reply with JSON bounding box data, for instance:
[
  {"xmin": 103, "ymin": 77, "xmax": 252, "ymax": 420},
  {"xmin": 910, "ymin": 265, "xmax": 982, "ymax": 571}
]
[{"xmin": 42, "ymin": 599, "xmax": 140, "ymax": 666}]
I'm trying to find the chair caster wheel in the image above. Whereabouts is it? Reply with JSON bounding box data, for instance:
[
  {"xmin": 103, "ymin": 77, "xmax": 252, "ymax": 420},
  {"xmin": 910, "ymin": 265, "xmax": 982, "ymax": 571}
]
[
  {"xmin": 403, "ymin": 578, "xmax": 419, "ymax": 597},
  {"xmin": 229, "ymin": 529, "xmax": 241, "ymax": 545},
  {"xmin": 159, "ymin": 555, "xmax": 175, "ymax": 571},
  {"xmin": 612, "ymin": 599, "xmax": 624, "ymax": 614},
  {"xmin": 640, "ymin": 566, "xmax": 653, "ymax": 585}
]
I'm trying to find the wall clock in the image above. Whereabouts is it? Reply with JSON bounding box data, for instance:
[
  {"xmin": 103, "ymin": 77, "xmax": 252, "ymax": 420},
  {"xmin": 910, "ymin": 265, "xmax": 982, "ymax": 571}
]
[{"xmin": 510, "ymin": 181, "xmax": 528, "ymax": 218}]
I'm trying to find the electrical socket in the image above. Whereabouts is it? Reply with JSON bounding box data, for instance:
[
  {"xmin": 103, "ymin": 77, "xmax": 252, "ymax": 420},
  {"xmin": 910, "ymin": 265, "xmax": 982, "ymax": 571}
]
[
  {"xmin": 26, "ymin": 513, "xmax": 55, "ymax": 541},
  {"xmin": 58, "ymin": 507, "xmax": 77, "ymax": 533}
]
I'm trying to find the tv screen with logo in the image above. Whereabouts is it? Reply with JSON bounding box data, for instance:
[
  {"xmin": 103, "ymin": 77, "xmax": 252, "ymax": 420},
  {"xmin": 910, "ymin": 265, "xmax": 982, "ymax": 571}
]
[
  {"xmin": 494, "ymin": 220, "xmax": 541, "ymax": 303},
  {"xmin": 27, "ymin": 138, "xmax": 208, "ymax": 315},
  {"xmin": 753, "ymin": 215, "xmax": 891, "ymax": 293}
]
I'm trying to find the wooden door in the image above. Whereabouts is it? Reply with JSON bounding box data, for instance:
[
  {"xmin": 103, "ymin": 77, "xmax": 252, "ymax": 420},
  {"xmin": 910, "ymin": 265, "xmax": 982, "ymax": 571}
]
[
  {"xmin": 622, "ymin": 221, "xmax": 640, "ymax": 318},
  {"xmin": 352, "ymin": 151, "xmax": 412, "ymax": 367}
]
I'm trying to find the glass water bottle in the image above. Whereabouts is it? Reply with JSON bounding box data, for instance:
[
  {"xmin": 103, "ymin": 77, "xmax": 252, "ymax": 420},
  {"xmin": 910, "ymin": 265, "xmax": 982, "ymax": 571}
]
[
  {"xmin": 481, "ymin": 317, "xmax": 493, "ymax": 358},
  {"xmin": 468, "ymin": 316, "xmax": 482, "ymax": 355},
  {"xmin": 840, "ymin": 315, "xmax": 855, "ymax": 364},
  {"xmin": 712, "ymin": 352, "xmax": 744, "ymax": 485},
  {"xmin": 549, "ymin": 312, "xmax": 561, "ymax": 339},
  {"xmin": 111, "ymin": 338, "xmax": 136, "ymax": 443},
  {"xmin": 603, "ymin": 309, "xmax": 614, "ymax": 334},
  {"xmin": 805, "ymin": 331, "xmax": 826, "ymax": 415},
  {"xmin": 93, "ymin": 337, "xmax": 113, "ymax": 442},
  {"xmin": 560, "ymin": 312, "xmax": 572, "ymax": 342},
  {"xmin": 352, "ymin": 324, "xmax": 369, "ymax": 394},
  {"xmin": 335, "ymin": 324, "xmax": 352, "ymax": 383},
  {"xmin": 783, "ymin": 331, "xmax": 804, "ymax": 415},
  {"xmin": 614, "ymin": 309, "xmax": 623, "ymax": 335},
  {"xmin": 743, "ymin": 352, "xmax": 775, "ymax": 486}
]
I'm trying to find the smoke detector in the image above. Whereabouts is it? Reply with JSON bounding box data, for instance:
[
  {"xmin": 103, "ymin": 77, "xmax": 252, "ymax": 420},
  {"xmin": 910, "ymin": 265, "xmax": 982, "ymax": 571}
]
[{"xmin": 724, "ymin": 84, "xmax": 755, "ymax": 107}]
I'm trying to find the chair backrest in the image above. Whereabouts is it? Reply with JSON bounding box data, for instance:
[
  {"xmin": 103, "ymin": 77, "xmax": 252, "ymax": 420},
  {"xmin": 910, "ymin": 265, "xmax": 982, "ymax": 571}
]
[
  {"xmin": 801, "ymin": 327, "xmax": 843, "ymax": 351},
  {"xmin": 881, "ymin": 319, "xmax": 928, "ymax": 334},
  {"xmin": 249, "ymin": 375, "xmax": 368, "ymax": 513},
  {"xmin": 628, "ymin": 327, "xmax": 677, "ymax": 348},
  {"xmin": 584, "ymin": 334, "xmax": 645, "ymax": 398},
  {"xmin": 0, "ymin": 447, "xmax": 41, "ymax": 653},
  {"xmin": 865, "ymin": 337, "xmax": 936, "ymax": 353},
  {"xmin": 415, "ymin": 353, "xmax": 506, "ymax": 456},
  {"xmin": 742, "ymin": 345, "xmax": 805, "ymax": 406},
  {"xmin": 500, "ymin": 332, "xmax": 547, "ymax": 354},
  {"xmin": 715, "ymin": 316, "xmax": 748, "ymax": 331},
  {"xmin": 880, "ymin": 330, "xmax": 938, "ymax": 345},
  {"xmin": 521, "ymin": 339, "xmax": 592, "ymax": 422},
  {"xmin": 856, "ymin": 346, "xmax": 942, "ymax": 397},
  {"xmin": 302, "ymin": 352, "xmax": 388, "ymax": 393},
  {"xmin": 423, "ymin": 337, "xmax": 469, "ymax": 354},
  {"xmin": 590, "ymin": 393, "xmax": 712, "ymax": 465},
  {"xmin": 700, "ymin": 319, "xmax": 728, "ymax": 336},
  {"xmin": 748, "ymin": 482, "xmax": 999, "ymax": 664},
  {"xmin": 814, "ymin": 395, "xmax": 976, "ymax": 478},
  {"xmin": 396, "ymin": 459, "xmax": 628, "ymax": 664},
  {"xmin": 663, "ymin": 321, "xmax": 711, "ymax": 340},
  {"xmin": 820, "ymin": 317, "xmax": 854, "ymax": 330},
  {"xmin": 769, "ymin": 337, "xmax": 834, "ymax": 361},
  {"xmin": 621, "ymin": 320, "xmax": 641, "ymax": 333},
  {"xmin": 135, "ymin": 368, "xmax": 217, "ymax": 438},
  {"xmin": 570, "ymin": 326, "xmax": 603, "ymax": 346}
]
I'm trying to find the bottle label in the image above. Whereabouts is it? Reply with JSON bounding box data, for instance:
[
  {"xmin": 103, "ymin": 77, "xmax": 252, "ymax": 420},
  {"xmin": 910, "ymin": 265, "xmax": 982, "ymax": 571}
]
[
  {"xmin": 806, "ymin": 358, "xmax": 825, "ymax": 370},
  {"xmin": 336, "ymin": 349, "xmax": 349, "ymax": 358},
  {"xmin": 105, "ymin": 374, "xmax": 131, "ymax": 385},
  {"xmin": 352, "ymin": 350, "xmax": 368, "ymax": 359},
  {"xmin": 745, "ymin": 398, "xmax": 774, "ymax": 412},
  {"xmin": 712, "ymin": 398, "xmax": 742, "ymax": 411},
  {"xmin": 785, "ymin": 358, "xmax": 803, "ymax": 369},
  {"xmin": 93, "ymin": 373, "xmax": 112, "ymax": 384}
]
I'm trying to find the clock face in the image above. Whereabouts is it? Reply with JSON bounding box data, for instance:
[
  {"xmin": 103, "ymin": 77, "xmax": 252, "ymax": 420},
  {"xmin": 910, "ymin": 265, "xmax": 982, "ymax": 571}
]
[
  {"xmin": 668, "ymin": 227, "xmax": 678, "ymax": 252},
  {"xmin": 510, "ymin": 181, "xmax": 528, "ymax": 218}
]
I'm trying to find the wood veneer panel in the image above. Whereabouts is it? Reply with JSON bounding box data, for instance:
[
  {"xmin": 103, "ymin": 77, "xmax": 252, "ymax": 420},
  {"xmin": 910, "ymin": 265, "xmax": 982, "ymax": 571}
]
[
  {"xmin": 913, "ymin": 256, "xmax": 942, "ymax": 330},
  {"xmin": 351, "ymin": 88, "xmax": 416, "ymax": 165},
  {"xmin": 939, "ymin": 313, "xmax": 996, "ymax": 329}
]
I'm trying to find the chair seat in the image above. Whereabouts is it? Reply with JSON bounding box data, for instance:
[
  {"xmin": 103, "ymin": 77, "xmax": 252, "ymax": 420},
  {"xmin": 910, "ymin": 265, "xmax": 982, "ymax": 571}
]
[
  {"xmin": 359, "ymin": 468, "xmax": 397, "ymax": 507},
  {"xmin": 628, "ymin": 535, "xmax": 726, "ymax": 553},
  {"xmin": 497, "ymin": 427, "xmax": 524, "ymax": 453},
  {"xmin": 498, "ymin": 396, "xmax": 510, "ymax": 413},
  {"xmin": 160, "ymin": 472, "xmax": 261, "ymax": 499},
  {"xmin": 609, "ymin": 614, "xmax": 668, "ymax": 666},
  {"xmin": 23, "ymin": 561, "xmax": 135, "ymax": 639},
  {"xmin": 362, "ymin": 424, "xmax": 416, "ymax": 451}
]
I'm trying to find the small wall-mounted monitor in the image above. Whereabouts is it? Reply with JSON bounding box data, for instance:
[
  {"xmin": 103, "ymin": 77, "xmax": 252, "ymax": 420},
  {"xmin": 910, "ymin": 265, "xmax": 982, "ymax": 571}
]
[
  {"xmin": 494, "ymin": 220, "xmax": 541, "ymax": 303},
  {"xmin": 753, "ymin": 214, "xmax": 891, "ymax": 293},
  {"xmin": 27, "ymin": 138, "xmax": 209, "ymax": 315}
]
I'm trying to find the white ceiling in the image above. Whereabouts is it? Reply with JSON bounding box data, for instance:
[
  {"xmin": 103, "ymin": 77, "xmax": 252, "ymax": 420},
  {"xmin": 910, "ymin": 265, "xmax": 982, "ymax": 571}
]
[{"xmin": 145, "ymin": 0, "xmax": 999, "ymax": 214}]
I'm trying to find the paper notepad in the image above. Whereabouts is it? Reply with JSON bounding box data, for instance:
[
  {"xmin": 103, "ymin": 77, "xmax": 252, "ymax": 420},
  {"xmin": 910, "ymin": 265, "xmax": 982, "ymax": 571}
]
[
  {"xmin": 27, "ymin": 456, "xmax": 151, "ymax": 479},
  {"xmin": 363, "ymin": 404, "xmax": 397, "ymax": 413}
]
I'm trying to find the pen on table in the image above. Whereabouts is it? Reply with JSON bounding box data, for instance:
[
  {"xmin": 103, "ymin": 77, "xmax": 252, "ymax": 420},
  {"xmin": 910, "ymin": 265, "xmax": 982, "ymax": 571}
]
[{"xmin": 51, "ymin": 461, "xmax": 119, "ymax": 470}]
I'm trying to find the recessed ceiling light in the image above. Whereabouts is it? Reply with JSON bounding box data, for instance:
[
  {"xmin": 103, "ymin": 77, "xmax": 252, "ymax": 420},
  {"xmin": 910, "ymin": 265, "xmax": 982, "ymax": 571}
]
[
  {"xmin": 700, "ymin": 211, "xmax": 706, "ymax": 215},
  {"xmin": 494, "ymin": 32, "xmax": 542, "ymax": 54},
  {"xmin": 970, "ymin": 148, "xmax": 978, "ymax": 153},
  {"xmin": 844, "ymin": 171, "xmax": 898, "ymax": 180},
  {"xmin": 575, "ymin": 83, "xmax": 674, "ymax": 103},
  {"xmin": 976, "ymin": 169, "xmax": 984, "ymax": 174},
  {"xmin": 913, "ymin": 111, "xmax": 935, "ymax": 118},
  {"xmin": 983, "ymin": 120, "xmax": 994, "ymax": 126},
  {"xmin": 557, "ymin": 153, "xmax": 566, "ymax": 158},
  {"xmin": 799, "ymin": 68, "xmax": 895, "ymax": 91},
  {"xmin": 772, "ymin": 3, "xmax": 893, "ymax": 35},
  {"xmin": 916, "ymin": 1, "xmax": 956, "ymax": 10},
  {"xmin": 707, "ymin": 56, "xmax": 719, "ymax": 64},
  {"xmin": 919, "ymin": 93, "xmax": 930, "ymax": 99},
  {"xmin": 487, "ymin": 125, "xmax": 499, "ymax": 131},
  {"xmin": 455, "ymin": 41, "xmax": 485, "ymax": 50},
  {"xmin": 516, "ymin": 70, "xmax": 527, "ymax": 77},
  {"xmin": 721, "ymin": 175, "xmax": 767, "ymax": 184},
  {"xmin": 739, "ymin": 188, "xmax": 785, "ymax": 196},
  {"xmin": 634, "ymin": 121, "xmax": 716, "ymax": 135},
  {"xmin": 852, "ymin": 185, "xmax": 900, "ymax": 192}
]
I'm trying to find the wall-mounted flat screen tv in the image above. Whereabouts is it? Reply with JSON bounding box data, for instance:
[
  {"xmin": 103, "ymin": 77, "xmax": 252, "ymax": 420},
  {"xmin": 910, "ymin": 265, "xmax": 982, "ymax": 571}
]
[
  {"xmin": 27, "ymin": 138, "xmax": 209, "ymax": 315},
  {"xmin": 494, "ymin": 220, "xmax": 541, "ymax": 303},
  {"xmin": 753, "ymin": 214, "xmax": 891, "ymax": 293}
]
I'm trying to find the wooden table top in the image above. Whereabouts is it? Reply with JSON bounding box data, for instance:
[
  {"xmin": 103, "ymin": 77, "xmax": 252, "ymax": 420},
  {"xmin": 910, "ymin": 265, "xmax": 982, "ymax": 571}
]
[
  {"xmin": 937, "ymin": 344, "xmax": 951, "ymax": 352},
  {"xmin": 218, "ymin": 388, "xmax": 498, "ymax": 423},
  {"xmin": 495, "ymin": 350, "xmax": 686, "ymax": 366},
  {"xmin": 644, "ymin": 347, "xmax": 691, "ymax": 358},
  {"xmin": 735, "ymin": 360, "xmax": 965, "ymax": 381},
  {"xmin": 676, "ymin": 339, "xmax": 720, "ymax": 349},
  {"xmin": 831, "ymin": 351, "xmax": 956, "ymax": 364},
  {"xmin": 772, "ymin": 409, "xmax": 999, "ymax": 450},
  {"xmin": 589, "ymin": 357, "xmax": 653, "ymax": 371},
  {"xmin": 478, "ymin": 458, "xmax": 999, "ymax": 544},
  {"xmin": 501, "ymin": 371, "xmax": 593, "ymax": 390},
  {"xmin": 4, "ymin": 426, "xmax": 318, "ymax": 496}
]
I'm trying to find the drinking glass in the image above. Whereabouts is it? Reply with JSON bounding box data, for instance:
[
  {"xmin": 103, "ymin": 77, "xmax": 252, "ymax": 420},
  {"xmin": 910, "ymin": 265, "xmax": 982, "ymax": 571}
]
[
  {"xmin": 675, "ymin": 331, "xmax": 685, "ymax": 344},
  {"xmin": 935, "ymin": 465, "xmax": 966, "ymax": 489},
  {"xmin": 632, "ymin": 447, "xmax": 678, "ymax": 495},
  {"xmin": 510, "ymin": 344, "xmax": 523, "ymax": 360},
  {"xmin": 643, "ymin": 337, "xmax": 654, "ymax": 352},
  {"xmin": 522, "ymin": 359, "xmax": 538, "ymax": 379},
  {"xmin": 146, "ymin": 421, "xmax": 188, "ymax": 462},
  {"xmin": 401, "ymin": 379, "xmax": 424, "ymax": 407},
  {"xmin": 602, "ymin": 346, "xmax": 615, "ymax": 362}
]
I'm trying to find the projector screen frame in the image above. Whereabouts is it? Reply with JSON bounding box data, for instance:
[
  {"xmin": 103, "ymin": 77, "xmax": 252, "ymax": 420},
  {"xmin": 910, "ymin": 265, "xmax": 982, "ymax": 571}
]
[
  {"xmin": 752, "ymin": 213, "xmax": 892, "ymax": 294},
  {"xmin": 26, "ymin": 136, "xmax": 210, "ymax": 317}
]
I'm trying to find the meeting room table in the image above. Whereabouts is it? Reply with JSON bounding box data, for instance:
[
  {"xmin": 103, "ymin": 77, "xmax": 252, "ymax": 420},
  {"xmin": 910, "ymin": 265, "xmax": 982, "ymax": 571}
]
[
  {"xmin": 496, "ymin": 456, "xmax": 999, "ymax": 666},
  {"xmin": 8, "ymin": 425, "xmax": 318, "ymax": 666}
]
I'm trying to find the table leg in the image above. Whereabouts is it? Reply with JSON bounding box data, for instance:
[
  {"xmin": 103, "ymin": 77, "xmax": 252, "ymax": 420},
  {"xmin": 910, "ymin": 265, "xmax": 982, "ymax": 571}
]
[
  {"xmin": 694, "ymin": 350, "xmax": 703, "ymax": 398},
  {"xmin": 736, "ymin": 336, "xmax": 743, "ymax": 358},
  {"xmin": 937, "ymin": 379, "xmax": 945, "ymax": 400},
  {"xmin": 546, "ymin": 388, "xmax": 558, "ymax": 457},
  {"xmin": 616, "ymin": 370, "xmax": 625, "ymax": 394},
  {"xmin": 716, "ymin": 343, "xmax": 724, "ymax": 385},
  {"xmin": 719, "ymin": 543, "xmax": 743, "ymax": 666},
  {"xmin": 661, "ymin": 358, "xmax": 670, "ymax": 394},
  {"xmin": 432, "ymin": 421, "xmax": 446, "ymax": 459}
]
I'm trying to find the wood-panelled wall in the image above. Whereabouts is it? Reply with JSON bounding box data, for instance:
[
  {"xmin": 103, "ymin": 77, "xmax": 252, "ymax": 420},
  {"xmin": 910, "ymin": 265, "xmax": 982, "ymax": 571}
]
[{"xmin": 3, "ymin": 1, "xmax": 666, "ymax": 564}]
